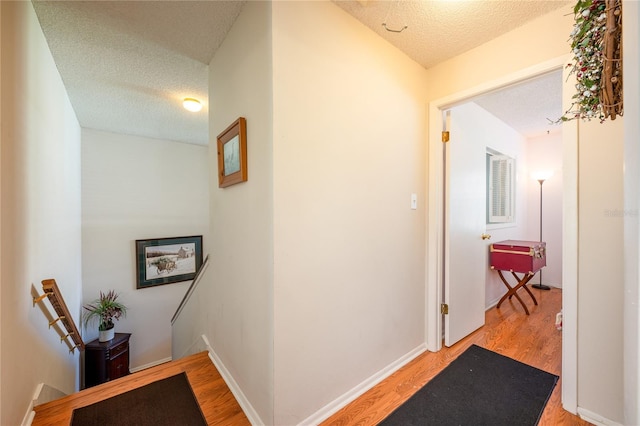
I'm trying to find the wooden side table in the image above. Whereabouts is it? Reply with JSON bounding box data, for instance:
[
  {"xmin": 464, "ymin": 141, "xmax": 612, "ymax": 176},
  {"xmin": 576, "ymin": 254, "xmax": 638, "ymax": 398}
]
[{"xmin": 84, "ymin": 332, "xmax": 131, "ymax": 388}]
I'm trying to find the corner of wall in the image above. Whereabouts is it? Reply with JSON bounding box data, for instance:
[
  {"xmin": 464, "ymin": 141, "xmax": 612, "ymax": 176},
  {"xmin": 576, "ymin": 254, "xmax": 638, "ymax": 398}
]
[{"xmin": 200, "ymin": 335, "xmax": 264, "ymax": 426}]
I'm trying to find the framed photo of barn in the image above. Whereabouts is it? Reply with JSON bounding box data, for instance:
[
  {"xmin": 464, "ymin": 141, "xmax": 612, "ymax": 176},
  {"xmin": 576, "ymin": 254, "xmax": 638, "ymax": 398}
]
[{"xmin": 135, "ymin": 236, "xmax": 203, "ymax": 289}]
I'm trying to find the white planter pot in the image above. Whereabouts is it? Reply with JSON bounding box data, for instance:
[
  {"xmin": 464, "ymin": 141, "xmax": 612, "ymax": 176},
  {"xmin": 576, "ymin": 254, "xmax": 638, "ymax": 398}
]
[{"xmin": 99, "ymin": 327, "xmax": 115, "ymax": 342}]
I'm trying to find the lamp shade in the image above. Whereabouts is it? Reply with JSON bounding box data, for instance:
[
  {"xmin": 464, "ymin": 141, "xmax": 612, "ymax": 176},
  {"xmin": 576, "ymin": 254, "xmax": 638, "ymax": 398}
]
[{"xmin": 531, "ymin": 170, "xmax": 553, "ymax": 182}]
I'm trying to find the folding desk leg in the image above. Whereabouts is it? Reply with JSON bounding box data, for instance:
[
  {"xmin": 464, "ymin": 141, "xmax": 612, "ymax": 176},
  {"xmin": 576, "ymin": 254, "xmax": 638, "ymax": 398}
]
[
  {"xmin": 496, "ymin": 270, "xmax": 531, "ymax": 315},
  {"xmin": 511, "ymin": 272, "xmax": 538, "ymax": 306}
]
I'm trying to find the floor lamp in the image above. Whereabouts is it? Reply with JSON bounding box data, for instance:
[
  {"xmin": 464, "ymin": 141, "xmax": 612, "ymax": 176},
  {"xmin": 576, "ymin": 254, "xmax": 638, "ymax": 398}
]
[{"xmin": 532, "ymin": 171, "xmax": 552, "ymax": 290}]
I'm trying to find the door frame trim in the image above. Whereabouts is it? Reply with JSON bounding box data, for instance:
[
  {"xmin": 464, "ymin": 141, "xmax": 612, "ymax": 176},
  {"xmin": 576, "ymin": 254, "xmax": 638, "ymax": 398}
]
[{"xmin": 425, "ymin": 54, "xmax": 577, "ymax": 413}]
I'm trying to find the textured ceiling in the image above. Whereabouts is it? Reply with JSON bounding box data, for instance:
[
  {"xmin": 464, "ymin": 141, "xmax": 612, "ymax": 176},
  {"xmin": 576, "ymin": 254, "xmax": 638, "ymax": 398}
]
[
  {"xmin": 33, "ymin": 0, "xmax": 245, "ymax": 145},
  {"xmin": 473, "ymin": 69, "xmax": 563, "ymax": 138},
  {"xmin": 32, "ymin": 0, "xmax": 569, "ymax": 146},
  {"xmin": 334, "ymin": 1, "xmax": 569, "ymax": 70}
]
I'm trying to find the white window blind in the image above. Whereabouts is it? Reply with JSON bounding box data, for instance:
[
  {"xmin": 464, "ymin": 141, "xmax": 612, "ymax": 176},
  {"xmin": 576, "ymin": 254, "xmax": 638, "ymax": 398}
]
[{"xmin": 488, "ymin": 154, "xmax": 514, "ymax": 223}]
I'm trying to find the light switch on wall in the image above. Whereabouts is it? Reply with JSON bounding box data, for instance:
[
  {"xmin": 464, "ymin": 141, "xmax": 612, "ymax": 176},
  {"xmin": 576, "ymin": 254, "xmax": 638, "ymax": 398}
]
[{"xmin": 411, "ymin": 193, "xmax": 417, "ymax": 210}]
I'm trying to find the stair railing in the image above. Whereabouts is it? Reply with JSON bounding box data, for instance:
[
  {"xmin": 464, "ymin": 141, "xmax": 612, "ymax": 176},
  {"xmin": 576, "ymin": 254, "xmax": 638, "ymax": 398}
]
[
  {"xmin": 33, "ymin": 279, "xmax": 85, "ymax": 353},
  {"xmin": 171, "ymin": 254, "xmax": 209, "ymax": 325}
]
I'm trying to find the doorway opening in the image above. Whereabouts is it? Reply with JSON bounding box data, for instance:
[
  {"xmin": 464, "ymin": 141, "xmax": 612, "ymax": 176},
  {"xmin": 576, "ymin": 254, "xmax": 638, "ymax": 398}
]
[
  {"xmin": 426, "ymin": 56, "xmax": 578, "ymax": 411},
  {"xmin": 445, "ymin": 69, "xmax": 564, "ymax": 347}
]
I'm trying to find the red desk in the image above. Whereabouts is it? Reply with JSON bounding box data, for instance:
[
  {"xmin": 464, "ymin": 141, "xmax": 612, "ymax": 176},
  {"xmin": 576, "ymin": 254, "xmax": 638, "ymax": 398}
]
[{"xmin": 489, "ymin": 240, "xmax": 546, "ymax": 315}]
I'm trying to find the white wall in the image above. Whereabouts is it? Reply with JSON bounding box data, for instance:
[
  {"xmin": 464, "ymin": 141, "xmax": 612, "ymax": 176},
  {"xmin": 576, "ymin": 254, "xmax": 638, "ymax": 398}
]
[
  {"xmin": 577, "ymin": 118, "xmax": 624, "ymax": 421},
  {"xmin": 272, "ymin": 2, "xmax": 428, "ymax": 424},
  {"xmin": 1, "ymin": 2, "xmax": 82, "ymax": 424},
  {"xmin": 207, "ymin": 1, "xmax": 275, "ymax": 424},
  {"xmin": 81, "ymin": 129, "xmax": 208, "ymax": 369},
  {"xmin": 193, "ymin": 1, "xmax": 430, "ymax": 424},
  {"xmin": 526, "ymin": 131, "xmax": 563, "ymax": 288},
  {"xmin": 623, "ymin": 2, "xmax": 640, "ymax": 424}
]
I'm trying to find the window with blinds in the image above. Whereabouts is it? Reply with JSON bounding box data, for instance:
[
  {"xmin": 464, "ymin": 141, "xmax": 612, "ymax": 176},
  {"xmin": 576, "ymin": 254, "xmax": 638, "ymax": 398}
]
[{"xmin": 487, "ymin": 151, "xmax": 515, "ymax": 224}]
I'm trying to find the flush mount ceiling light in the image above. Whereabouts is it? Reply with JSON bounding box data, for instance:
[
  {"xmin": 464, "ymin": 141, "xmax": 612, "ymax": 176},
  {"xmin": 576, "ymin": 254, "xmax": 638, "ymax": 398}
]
[{"xmin": 183, "ymin": 98, "xmax": 202, "ymax": 112}]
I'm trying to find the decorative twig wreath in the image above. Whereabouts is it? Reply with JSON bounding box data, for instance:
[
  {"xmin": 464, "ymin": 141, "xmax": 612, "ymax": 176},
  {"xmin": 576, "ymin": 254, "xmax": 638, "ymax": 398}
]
[{"xmin": 561, "ymin": 0, "xmax": 623, "ymax": 122}]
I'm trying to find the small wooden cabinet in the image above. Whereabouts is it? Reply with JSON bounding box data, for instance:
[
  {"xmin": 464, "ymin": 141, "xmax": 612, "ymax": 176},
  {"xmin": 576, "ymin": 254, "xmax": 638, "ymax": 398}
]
[{"xmin": 84, "ymin": 332, "xmax": 131, "ymax": 388}]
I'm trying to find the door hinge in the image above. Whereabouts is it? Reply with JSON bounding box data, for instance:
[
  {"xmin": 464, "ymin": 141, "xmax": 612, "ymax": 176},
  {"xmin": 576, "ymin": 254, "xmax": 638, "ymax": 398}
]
[
  {"xmin": 441, "ymin": 303, "xmax": 449, "ymax": 315},
  {"xmin": 442, "ymin": 131, "xmax": 450, "ymax": 143}
]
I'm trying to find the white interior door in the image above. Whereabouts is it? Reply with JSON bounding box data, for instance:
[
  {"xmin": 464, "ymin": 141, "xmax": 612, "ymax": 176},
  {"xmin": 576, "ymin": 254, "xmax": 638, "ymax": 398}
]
[{"xmin": 444, "ymin": 106, "xmax": 487, "ymax": 346}]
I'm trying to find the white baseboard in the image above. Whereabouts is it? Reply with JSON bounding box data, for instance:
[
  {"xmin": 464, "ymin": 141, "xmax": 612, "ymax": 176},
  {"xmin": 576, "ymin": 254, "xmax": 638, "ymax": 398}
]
[
  {"xmin": 130, "ymin": 356, "xmax": 172, "ymax": 373},
  {"xmin": 486, "ymin": 297, "xmax": 500, "ymax": 310},
  {"xmin": 298, "ymin": 343, "xmax": 428, "ymax": 426},
  {"xmin": 22, "ymin": 382, "xmax": 69, "ymax": 425},
  {"xmin": 21, "ymin": 404, "xmax": 36, "ymax": 426},
  {"xmin": 577, "ymin": 407, "xmax": 623, "ymax": 426},
  {"xmin": 21, "ymin": 383, "xmax": 44, "ymax": 426},
  {"xmin": 201, "ymin": 334, "xmax": 263, "ymax": 426}
]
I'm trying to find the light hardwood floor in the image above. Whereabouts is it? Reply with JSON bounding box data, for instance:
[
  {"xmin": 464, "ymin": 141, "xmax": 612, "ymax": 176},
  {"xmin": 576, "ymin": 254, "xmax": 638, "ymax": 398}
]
[
  {"xmin": 321, "ymin": 288, "xmax": 591, "ymax": 426},
  {"xmin": 33, "ymin": 287, "xmax": 589, "ymax": 425},
  {"xmin": 32, "ymin": 351, "xmax": 250, "ymax": 426}
]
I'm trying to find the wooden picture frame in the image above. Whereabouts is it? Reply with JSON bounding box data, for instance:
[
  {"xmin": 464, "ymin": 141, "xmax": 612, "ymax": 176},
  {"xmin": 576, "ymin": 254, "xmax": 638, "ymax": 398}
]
[
  {"xmin": 217, "ymin": 117, "xmax": 247, "ymax": 188},
  {"xmin": 135, "ymin": 236, "xmax": 203, "ymax": 289}
]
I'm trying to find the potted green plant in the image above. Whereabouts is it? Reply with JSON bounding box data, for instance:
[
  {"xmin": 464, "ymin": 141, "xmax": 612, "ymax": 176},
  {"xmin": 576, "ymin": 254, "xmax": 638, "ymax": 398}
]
[{"xmin": 83, "ymin": 290, "xmax": 128, "ymax": 342}]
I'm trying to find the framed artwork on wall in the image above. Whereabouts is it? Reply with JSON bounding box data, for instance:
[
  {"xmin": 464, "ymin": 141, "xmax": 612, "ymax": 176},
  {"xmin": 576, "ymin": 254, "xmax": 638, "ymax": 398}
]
[
  {"xmin": 135, "ymin": 235, "xmax": 203, "ymax": 289},
  {"xmin": 216, "ymin": 117, "xmax": 247, "ymax": 188}
]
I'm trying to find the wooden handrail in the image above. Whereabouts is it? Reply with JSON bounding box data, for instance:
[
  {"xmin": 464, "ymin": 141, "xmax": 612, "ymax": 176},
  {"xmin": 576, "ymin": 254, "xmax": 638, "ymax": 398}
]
[
  {"xmin": 33, "ymin": 279, "xmax": 85, "ymax": 353},
  {"xmin": 171, "ymin": 254, "xmax": 209, "ymax": 325}
]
